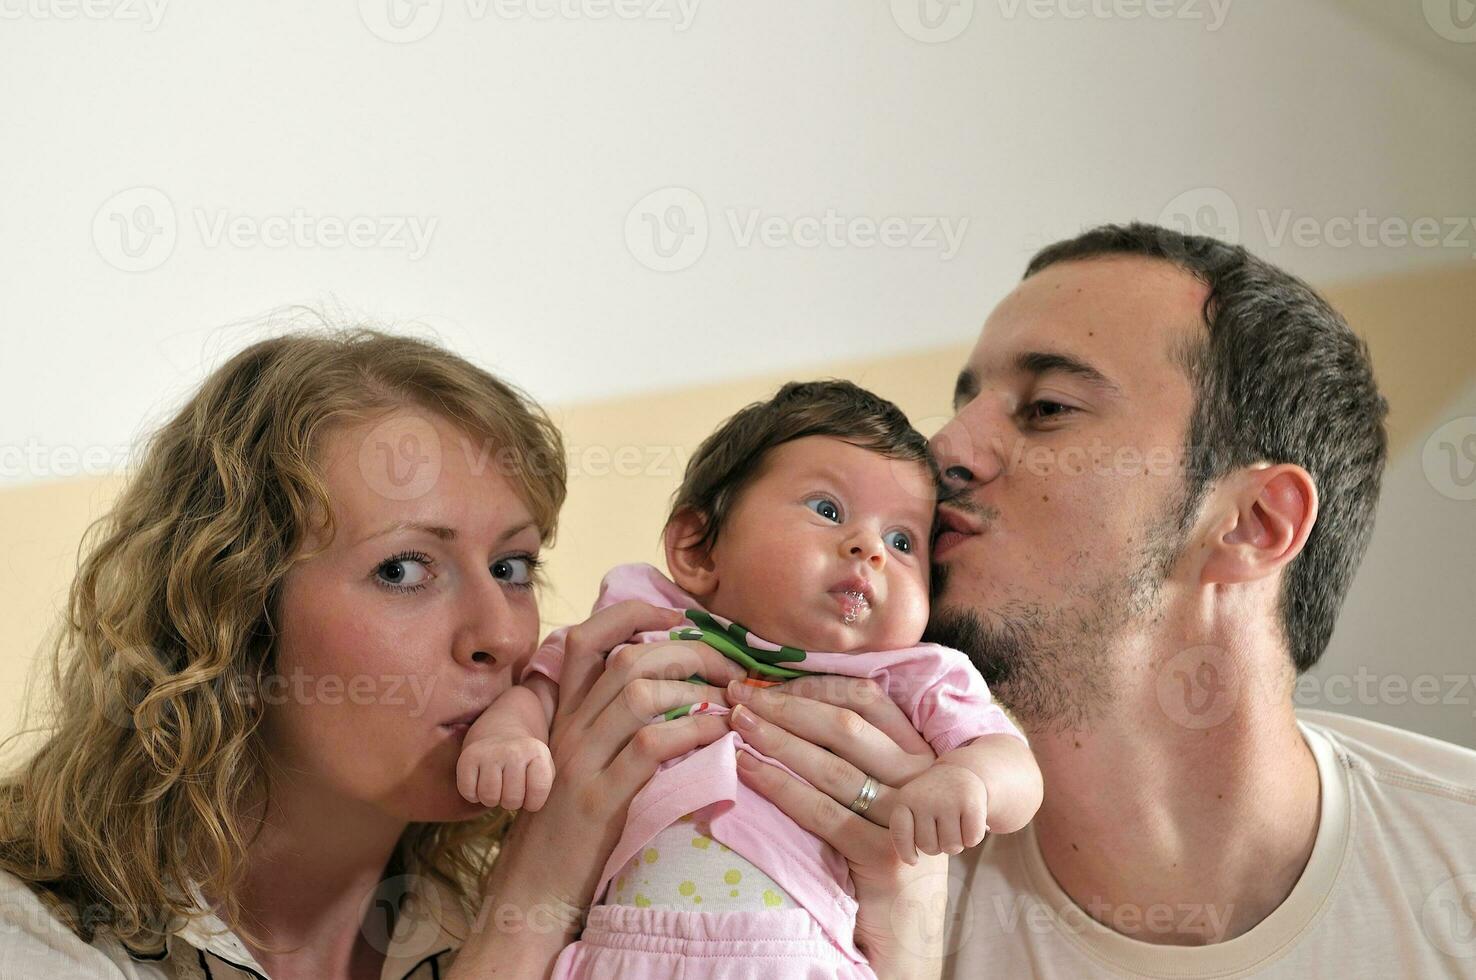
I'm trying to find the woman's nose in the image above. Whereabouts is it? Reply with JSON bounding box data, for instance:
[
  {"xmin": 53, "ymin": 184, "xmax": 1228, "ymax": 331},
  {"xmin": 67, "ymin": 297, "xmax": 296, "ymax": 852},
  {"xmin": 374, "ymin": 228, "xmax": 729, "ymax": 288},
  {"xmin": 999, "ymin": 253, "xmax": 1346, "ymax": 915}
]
[{"xmin": 452, "ymin": 580, "xmax": 524, "ymax": 669}]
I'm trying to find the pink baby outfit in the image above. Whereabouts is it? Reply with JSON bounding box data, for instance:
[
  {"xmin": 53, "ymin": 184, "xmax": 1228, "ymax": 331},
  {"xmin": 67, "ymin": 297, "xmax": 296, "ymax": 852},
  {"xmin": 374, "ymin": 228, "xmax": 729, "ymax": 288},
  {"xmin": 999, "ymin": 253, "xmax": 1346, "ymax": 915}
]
[{"xmin": 525, "ymin": 563, "xmax": 1024, "ymax": 979}]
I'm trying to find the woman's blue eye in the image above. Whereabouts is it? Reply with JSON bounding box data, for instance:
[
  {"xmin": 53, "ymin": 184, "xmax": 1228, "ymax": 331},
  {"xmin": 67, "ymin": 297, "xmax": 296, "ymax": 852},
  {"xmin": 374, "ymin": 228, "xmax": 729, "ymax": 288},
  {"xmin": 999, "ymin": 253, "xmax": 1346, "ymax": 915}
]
[
  {"xmin": 885, "ymin": 530, "xmax": 913, "ymax": 554},
  {"xmin": 375, "ymin": 553, "xmax": 433, "ymax": 591},
  {"xmin": 492, "ymin": 555, "xmax": 538, "ymax": 587},
  {"xmin": 806, "ymin": 497, "xmax": 842, "ymax": 522}
]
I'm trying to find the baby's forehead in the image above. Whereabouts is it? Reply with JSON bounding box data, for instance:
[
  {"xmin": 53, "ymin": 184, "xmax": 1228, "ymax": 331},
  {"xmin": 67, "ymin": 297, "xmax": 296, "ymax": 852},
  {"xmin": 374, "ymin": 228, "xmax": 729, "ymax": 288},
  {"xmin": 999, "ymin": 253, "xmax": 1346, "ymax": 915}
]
[{"xmin": 757, "ymin": 437, "xmax": 939, "ymax": 515}]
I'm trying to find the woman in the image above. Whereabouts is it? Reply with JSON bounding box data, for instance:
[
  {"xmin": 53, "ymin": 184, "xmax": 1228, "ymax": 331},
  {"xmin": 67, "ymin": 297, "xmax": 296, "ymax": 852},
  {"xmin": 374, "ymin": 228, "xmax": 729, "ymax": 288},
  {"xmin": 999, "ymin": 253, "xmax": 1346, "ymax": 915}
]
[{"xmin": 0, "ymin": 328, "xmax": 947, "ymax": 979}]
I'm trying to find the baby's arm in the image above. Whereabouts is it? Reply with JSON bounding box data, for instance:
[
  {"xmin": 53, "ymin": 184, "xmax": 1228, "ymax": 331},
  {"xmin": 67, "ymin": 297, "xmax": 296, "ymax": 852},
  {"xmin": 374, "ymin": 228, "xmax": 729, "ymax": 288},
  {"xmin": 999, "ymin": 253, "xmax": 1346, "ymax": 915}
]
[
  {"xmin": 890, "ymin": 733, "xmax": 1043, "ymax": 864},
  {"xmin": 455, "ymin": 673, "xmax": 560, "ymax": 812}
]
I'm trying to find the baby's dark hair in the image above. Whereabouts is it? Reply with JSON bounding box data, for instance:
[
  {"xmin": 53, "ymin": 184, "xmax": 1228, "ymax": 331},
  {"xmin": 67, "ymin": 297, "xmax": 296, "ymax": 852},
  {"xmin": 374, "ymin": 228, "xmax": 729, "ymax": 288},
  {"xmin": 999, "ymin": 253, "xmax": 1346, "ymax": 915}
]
[{"xmin": 667, "ymin": 379, "xmax": 939, "ymax": 555}]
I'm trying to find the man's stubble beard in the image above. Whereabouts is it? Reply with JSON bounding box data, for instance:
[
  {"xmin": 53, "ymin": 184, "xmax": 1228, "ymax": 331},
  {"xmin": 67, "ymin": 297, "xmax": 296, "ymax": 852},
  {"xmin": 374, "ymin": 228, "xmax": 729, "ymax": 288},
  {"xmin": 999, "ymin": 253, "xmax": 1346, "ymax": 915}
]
[{"xmin": 925, "ymin": 498, "xmax": 1187, "ymax": 736}]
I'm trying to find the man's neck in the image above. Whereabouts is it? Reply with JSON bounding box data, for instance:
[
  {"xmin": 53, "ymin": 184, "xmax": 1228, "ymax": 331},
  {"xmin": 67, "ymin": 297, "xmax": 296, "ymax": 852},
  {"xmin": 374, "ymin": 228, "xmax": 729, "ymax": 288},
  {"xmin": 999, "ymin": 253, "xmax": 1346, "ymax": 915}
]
[
  {"xmin": 1026, "ymin": 639, "xmax": 1321, "ymax": 946},
  {"xmin": 231, "ymin": 776, "xmax": 408, "ymax": 979}
]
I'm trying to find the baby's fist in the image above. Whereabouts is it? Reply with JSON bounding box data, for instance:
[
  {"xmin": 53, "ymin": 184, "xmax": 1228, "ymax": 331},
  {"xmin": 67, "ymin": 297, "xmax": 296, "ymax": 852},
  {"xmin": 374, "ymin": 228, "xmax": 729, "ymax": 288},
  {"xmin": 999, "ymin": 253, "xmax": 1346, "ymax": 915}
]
[
  {"xmin": 456, "ymin": 735, "xmax": 555, "ymax": 812},
  {"xmin": 889, "ymin": 763, "xmax": 989, "ymax": 865}
]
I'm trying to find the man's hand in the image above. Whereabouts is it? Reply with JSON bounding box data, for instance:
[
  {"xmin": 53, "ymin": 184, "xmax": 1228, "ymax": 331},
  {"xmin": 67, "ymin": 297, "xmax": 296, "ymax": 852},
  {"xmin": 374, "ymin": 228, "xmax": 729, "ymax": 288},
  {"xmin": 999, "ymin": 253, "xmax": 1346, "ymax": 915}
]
[
  {"xmin": 890, "ymin": 763, "xmax": 989, "ymax": 865},
  {"xmin": 456, "ymin": 733, "xmax": 556, "ymax": 812},
  {"xmin": 723, "ymin": 676, "xmax": 947, "ymax": 979},
  {"xmin": 725, "ymin": 675, "xmax": 935, "ymax": 823}
]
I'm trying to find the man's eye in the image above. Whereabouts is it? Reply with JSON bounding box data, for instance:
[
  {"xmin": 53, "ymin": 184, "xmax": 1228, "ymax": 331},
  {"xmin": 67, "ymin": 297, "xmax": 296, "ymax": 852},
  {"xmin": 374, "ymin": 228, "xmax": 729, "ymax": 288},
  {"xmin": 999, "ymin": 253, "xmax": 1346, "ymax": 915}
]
[
  {"xmin": 805, "ymin": 497, "xmax": 842, "ymax": 522},
  {"xmin": 885, "ymin": 530, "xmax": 913, "ymax": 554},
  {"xmin": 1025, "ymin": 400, "xmax": 1077, "ymax": 423}
]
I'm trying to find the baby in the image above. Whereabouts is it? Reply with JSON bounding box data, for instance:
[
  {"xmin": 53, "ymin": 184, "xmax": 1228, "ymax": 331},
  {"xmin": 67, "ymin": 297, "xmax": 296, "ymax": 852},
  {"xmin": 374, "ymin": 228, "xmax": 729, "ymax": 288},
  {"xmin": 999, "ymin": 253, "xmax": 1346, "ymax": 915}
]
[{"xmin": 457, "ymin": 380, "xmax": 1042, "ymax": 978}]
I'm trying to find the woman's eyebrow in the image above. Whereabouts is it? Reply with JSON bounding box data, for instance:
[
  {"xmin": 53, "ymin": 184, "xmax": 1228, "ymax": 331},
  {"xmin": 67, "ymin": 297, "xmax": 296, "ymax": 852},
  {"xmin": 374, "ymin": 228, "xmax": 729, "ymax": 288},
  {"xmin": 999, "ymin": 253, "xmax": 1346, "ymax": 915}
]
[
  {"xmin": 356, "ymin": 520, "xmax": 457, "ymax": 546},
  {"xmin": 355, "ymin": 519, "xmax": 538, "ymax": 547},
  {"xmin": 497, "ymin": 521, "xmax": 539, "ymax": 544}
]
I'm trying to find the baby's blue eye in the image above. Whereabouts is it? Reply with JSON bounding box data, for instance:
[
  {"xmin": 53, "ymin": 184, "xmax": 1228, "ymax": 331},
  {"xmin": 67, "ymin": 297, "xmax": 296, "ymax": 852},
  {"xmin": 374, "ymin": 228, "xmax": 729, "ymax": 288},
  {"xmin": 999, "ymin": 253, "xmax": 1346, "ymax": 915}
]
[
  {"xmin": 885, "ymin": 530, "xmax": 913, "ymax": 554},
  {"xmin": 806, "ymin": 497, "xmax": 842, "ymax": 522}
]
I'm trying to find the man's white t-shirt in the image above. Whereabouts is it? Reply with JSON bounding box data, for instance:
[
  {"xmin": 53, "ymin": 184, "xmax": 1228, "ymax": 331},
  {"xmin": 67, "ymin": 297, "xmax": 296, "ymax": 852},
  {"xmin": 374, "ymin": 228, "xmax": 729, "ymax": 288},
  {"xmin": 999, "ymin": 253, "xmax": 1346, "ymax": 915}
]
[{"xmin": 942, "ymin": 710, "xmax": 1476, "ymax": 978}]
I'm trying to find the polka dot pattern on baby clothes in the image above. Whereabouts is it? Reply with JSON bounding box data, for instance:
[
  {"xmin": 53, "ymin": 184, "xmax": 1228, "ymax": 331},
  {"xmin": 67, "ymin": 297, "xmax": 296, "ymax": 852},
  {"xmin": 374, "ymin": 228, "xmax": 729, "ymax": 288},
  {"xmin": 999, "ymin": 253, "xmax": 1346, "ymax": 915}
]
[{"xmin": 605, "ymin": 813, "xmax": 794, "ymax": 912}]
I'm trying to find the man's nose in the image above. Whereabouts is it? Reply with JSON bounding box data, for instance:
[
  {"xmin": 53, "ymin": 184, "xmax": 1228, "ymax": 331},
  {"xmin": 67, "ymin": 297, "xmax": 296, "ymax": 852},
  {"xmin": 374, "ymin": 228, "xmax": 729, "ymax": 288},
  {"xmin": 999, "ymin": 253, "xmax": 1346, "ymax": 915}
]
[
  {"xmin": 930, "ymin": 401, "xmax": 1006, "ymax": 492},
  {"xmin": 452, "ymin": 578, "xmax": 524, "ymax": 670}
]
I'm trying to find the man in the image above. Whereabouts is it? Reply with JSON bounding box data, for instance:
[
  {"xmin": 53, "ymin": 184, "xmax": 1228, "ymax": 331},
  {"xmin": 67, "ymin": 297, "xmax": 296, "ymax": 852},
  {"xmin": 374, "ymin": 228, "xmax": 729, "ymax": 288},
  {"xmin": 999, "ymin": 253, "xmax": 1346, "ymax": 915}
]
[{"xmin": 920, "ymin": 223, "xmax": 1476, "ymax": 976}]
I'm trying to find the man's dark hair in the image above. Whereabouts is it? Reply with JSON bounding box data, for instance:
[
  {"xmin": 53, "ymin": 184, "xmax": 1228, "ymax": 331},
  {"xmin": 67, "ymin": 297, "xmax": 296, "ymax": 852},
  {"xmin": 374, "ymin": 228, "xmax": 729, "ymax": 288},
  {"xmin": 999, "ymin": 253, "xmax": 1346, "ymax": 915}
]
[
  {"xmin": 1025, "ymin": 222, "xmax": 1389, "ymax": 674},
  {"xmin": 669, "ymin": 379, "xmax": 938, "ymax": 555}
]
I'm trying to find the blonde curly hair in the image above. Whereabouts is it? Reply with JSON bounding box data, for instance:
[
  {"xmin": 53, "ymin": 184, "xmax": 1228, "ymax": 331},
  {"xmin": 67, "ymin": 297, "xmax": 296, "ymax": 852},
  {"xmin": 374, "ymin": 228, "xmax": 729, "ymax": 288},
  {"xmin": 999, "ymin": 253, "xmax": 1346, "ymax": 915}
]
[{"xmin": 0, "ymin": 325, "xmax": 566, "ymax": 954}]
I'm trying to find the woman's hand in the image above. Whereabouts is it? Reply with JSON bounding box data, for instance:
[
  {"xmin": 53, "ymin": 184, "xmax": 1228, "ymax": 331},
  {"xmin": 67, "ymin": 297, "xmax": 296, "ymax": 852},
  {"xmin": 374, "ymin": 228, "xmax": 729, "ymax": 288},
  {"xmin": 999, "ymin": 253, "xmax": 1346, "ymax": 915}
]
[
  {"xmin": 725, "ymin": 677, "xmax": 950, "ymax": 980},
  {"xmin": 447, "ymin": 603, "xmax": 746, "ymax": 979}
]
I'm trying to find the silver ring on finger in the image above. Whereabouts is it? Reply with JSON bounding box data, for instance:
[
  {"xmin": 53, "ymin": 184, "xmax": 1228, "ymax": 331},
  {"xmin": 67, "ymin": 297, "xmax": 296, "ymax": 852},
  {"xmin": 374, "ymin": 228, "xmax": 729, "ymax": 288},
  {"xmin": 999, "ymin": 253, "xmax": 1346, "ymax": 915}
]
[{"xmin": 848, "ymin": 774, "xmax": 880, "ymax": 814}]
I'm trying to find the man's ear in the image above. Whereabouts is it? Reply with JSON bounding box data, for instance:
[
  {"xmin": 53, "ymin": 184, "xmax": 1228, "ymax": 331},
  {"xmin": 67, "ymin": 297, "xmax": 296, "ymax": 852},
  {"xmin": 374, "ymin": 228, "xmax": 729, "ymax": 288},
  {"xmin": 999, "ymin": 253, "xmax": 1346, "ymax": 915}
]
[
  {"xmin": 1200, "ymin": 463, "xmax": 1319, "ymax": 586},
  {"xmin": 664, "ymin": 508, "xmax": 719, "ymax": 598}
]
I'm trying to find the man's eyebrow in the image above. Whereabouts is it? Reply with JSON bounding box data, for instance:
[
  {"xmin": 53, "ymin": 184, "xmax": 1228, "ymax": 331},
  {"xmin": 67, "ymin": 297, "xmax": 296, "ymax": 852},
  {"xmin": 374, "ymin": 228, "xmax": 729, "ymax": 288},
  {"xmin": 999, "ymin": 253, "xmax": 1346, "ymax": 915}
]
[
  {"xmin": 952, "ymin": 368, "xmax": 979, "ymax": 409},
  {"xmin": 954, "ymin": 352, "xmax": 1122, "ymax": 409},
  {"xmin": 1014, "ymin": 350, "xmax": 1122, "ymax": 397},
  {"xmin": 354, "ymin": 520, "xmax": 538, "ymax": 547}
]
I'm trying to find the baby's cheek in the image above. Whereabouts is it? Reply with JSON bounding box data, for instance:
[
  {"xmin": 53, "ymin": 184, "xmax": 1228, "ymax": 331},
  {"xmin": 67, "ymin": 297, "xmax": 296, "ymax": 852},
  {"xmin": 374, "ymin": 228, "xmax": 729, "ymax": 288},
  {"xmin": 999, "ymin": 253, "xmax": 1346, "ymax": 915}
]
[
  {"xmin": 886, "ymin": 579, "xmax": 932, "ymax": 646},
  {"xmin": 725, "ymin": 564, "xmax": 800, "ymax": 627}
]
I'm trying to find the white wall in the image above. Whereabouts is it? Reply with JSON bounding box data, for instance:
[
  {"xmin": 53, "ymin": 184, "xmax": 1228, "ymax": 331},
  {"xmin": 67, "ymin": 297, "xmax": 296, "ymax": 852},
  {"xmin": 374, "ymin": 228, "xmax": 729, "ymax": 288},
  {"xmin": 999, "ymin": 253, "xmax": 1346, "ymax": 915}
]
[
  {"xmin": 2, "ymin": 0, "xmax": 1475, "ymax": 487},
  {"xmin": 1315, "ymin": 379, "xmax": 1476, "ymax": 748}
]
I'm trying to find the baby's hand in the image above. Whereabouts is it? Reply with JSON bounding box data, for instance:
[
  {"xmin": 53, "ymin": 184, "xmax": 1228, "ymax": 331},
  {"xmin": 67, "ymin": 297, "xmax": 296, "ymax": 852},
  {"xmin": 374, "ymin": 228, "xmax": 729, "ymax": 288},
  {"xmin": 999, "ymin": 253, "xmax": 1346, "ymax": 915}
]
[
  {"xmin": 890, "ymin": 762, "xmax": 990, "ymax": 865},
  {"xmin": 455, "ymin": 734, "xmax": 555, "ymax": 812}
]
